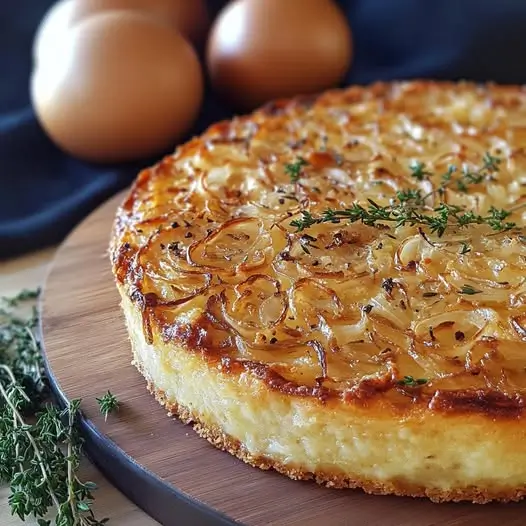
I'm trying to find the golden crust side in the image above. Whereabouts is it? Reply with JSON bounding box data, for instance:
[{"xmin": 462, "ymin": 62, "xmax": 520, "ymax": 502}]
[
  {"xmin": 111, "ymin": 79, "xmax": 526, "ymax": 416},
  {"xmin": 120, "ymin": 287, "xmax": 526, "ymax": 503},
  {"xmin": 146, "ymin": 380, "xmax": 526, "ymax": 504}
]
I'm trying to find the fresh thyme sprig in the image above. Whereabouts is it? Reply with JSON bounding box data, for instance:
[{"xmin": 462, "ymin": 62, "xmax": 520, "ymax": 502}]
[
  {"xmin": 1, "ymin": 288, "xmax": 40, "ymax": 308},
  {"xmin": 284, "ymin": 157, "xmax": 308, "ymax": 183},
  {"xmin": 410, "ymin": 152, "xmax": 501, "ymax": 194},
  {"xmin": 0, "ymin": 289, "xmax": 46, "ymax": 407},
  {"xmin": 291, "ymin": 153, "xmax": 522, "ymax": 236},
  {"xmin": 0, "ymin": 290, "xmax": 108, "ymax": 525},
  {"xmin": 96, "ymin": 391, "xmax": 119, "ymax": 421},
  {"xmin": 291, "ymin": 200, "xmax": 519, "ymax": 237}
]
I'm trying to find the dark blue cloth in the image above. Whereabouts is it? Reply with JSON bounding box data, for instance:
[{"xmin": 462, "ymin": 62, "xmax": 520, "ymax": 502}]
[{"xmin": 2, "ymin": 0, "xmax": 526, "ymax": 259}]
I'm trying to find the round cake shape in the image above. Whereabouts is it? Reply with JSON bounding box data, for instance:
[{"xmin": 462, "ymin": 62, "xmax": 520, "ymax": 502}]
[{"xmin": 110, "ymin": 81, "xmax": 526, "ymax": 503}]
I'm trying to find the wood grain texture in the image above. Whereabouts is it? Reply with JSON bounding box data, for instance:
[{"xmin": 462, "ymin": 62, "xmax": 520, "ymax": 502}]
[{"xmin": 41, "ymin": 194, "xmax": 526, "ymax": 526}]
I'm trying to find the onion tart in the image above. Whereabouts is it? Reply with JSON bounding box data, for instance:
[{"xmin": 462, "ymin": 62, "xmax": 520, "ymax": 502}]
[{"xmin": 111, "ymin": 81, "xmax": 526, "ymax": 503}]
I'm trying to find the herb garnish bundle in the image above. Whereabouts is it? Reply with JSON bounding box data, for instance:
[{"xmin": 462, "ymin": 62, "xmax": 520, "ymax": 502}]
[
  {"xmin": 291, "ymin": 153, "xmax": 523, "ymax": 237},
  {"xmin": 0, "ymin": 290, "xmax": 110, "ymax": 525}
]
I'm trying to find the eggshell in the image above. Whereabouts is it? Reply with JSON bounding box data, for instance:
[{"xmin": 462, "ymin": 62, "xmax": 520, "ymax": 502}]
[
  {"xmin": 33, "ymin": 0, "xmax": 210, "ymax": 65},
  {"xmin": 32, "ymin": 0, "xmax": 75, "ymax": 64},
  {"xmin": 207, "ymin": 0, "xmax": 353, "ymax": 111},
  {"xmin": 71, "ymin": 0, "xmax": 210, "ymax": 47},
  {"xmin": 31, "ymin": 12, "xmax": 204, "ymax": 163}
]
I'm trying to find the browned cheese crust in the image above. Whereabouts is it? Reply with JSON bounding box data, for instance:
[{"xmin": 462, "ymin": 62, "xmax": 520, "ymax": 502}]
[
  {"xmin": 140, "ymin": 377, "xmax": 526, "ymax": 504},
  {"xmin": 111, "ymin": 80, "xmax": 526, "ymax": 502}
]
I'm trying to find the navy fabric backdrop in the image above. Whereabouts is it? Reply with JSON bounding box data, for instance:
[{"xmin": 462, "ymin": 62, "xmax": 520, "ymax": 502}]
[{"xmin": 2, "ymin": 0, "xmax": 526, "ymax": 259}]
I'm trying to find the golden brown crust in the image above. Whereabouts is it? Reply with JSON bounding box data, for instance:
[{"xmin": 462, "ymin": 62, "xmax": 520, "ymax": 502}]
[{"xmin": 143, "ymin": 372, "xmax": 526, "ymax": 504}]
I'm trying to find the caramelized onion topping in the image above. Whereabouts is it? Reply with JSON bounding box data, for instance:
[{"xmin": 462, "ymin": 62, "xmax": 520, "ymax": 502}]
[{"xmin": 112, "ymin": 81, "xmax": 526, "ymax": 414}]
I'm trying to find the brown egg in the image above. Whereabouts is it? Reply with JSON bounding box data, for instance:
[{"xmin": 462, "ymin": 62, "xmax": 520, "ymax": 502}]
[
  {"xmin": 33, "ymin": 0, "xmax": 210, "ymax": 64},
  {"xmin": 33, "ymin": 0, "xmax": 75, "ymax": 64},
  {"xmin": 31, "ymin": 12, "xmax": 203, "ymax": 163},
  {"xmin": 71, "ymin": 0, "xmax": 210, "ymax": 47},
  {"xmin": 207, "ymin": 0, "xmax": 353, "ymax": 111}
]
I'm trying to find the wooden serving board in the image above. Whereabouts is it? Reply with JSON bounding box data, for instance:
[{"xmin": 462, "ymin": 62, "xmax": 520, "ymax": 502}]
[{"xmin": 41, "ymin": 193, "xmax": 526, "ymax": 526}]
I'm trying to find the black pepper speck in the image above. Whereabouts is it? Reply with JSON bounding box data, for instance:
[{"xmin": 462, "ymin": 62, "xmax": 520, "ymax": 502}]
[{"xmin": 455, "ymin": 331, "xmax": 465, "ymax": 341}]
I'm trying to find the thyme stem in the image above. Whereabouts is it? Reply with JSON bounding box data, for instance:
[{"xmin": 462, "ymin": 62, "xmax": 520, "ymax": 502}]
[
  {"xmin": 0, "ymin": 290, "xmax": 109, "ymax": 525},
  {"xmin": 0, "ymin": 368, "xmax": 62, "ymax": 515},
  {"xmin": 291, "ymin": 153, "xmax": 524, "ymax": 236}
]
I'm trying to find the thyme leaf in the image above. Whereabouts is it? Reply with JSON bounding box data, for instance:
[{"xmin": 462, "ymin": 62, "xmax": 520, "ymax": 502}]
[
  {"xmin": 482, "ymin": 152, "xmax": 502, "ymax": 172},
  {"xmin": 397, "ymin": 376, "xmax": 428, "ymax": 387},
  {"xmin": 459, "ymin": 242, "xmax": 471, "ymax": 255},
  {"xmin": 284, "ymin": 157, "xmax": 308, "ymax": 183},
  {"xmin": 96, "ymin": 391, "xmax": 119, "ymax": 421},
  {"xmin": 409, "ymin": 161, "xmax": 431, "ymax": 181},
  {"xmin": 459, "ymin": 284, "xmax": 482, "ymax": 295},
  {"xmin": 396, "ymin": 189, "xmax": 424, "ymax": 205},
  {"xmin": 298, "ymin": 234, "xmax": 318, "ymax": 254}
]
